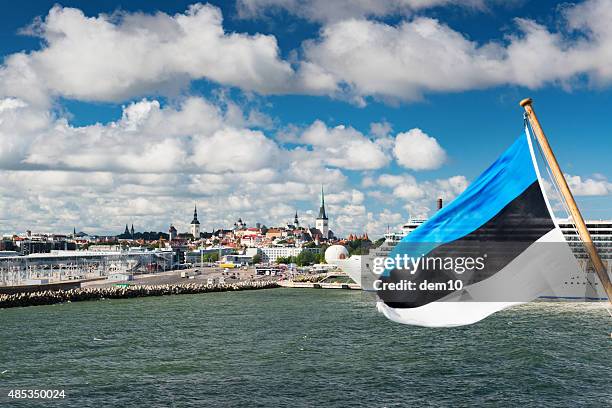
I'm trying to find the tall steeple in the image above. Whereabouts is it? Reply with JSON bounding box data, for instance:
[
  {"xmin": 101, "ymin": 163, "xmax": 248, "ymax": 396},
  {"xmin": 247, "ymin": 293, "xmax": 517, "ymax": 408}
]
[
  {"xmin": 191, "ymin": 204, "xmax": 200, "ymax": 225},
  {"xmin": 190, "ymin": 203, "xmax": 201, "ymax": 239},
  {"xmin": 130, "ymin": 224, "xmax": 135, "ymax": 238},
  {"xmin": 294, "ymin": 211, "xmax": 299, "ymax": 227},
  {"xmin": 317, "ymin": 185, "xmax": 328, "ymax": 220},
  {"xmin": 315, "ymin": 185, "xmax": 329, "ymax": 238}
]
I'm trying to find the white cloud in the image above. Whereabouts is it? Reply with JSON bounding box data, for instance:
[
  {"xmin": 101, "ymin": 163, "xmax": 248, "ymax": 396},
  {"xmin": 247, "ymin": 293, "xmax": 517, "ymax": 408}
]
[
  {"xmin": 299, "ymin": 0, "xmax": 612, "ymax": 102},
  {"xmin": 371, "ymin": 173, "xmax": 468, "ymax": 218},
  {"xmin": 193, "ymin": 128, "xmax": 280, "ymax": 173},
  {"xmin": 0, "ymin": 98, "xmax": 28, "ymax": 112},
  {"xmin": 296, "ymin": 120, "xmax": 390, "ymax": 170},
  {"xmin": 300, "ymin": 17, "xmax": 507, "ymax": 103},
  {"xmin": 0, "ymin": 4, "xmax": 295, "ymax": 105},
  {"xmin": 0, "ymin": 92, "xmax": 461, "ymax": 237},
  {"xmin": 326, "ymin": 189, "xmax": 365, "ymax": 205},
  {"xmin": 0, "ymin": 94, "xmax": 368, "ymax": 235},
  {"xmin": 3, "ymin": 1, "xmax": 612, "ymax": 106},
  {"xmin": 237, "ymin": 0, "xmax": 486, "ymax": 23},
  {"xmin": 2, "ymin": 96, "xmax": 284, "ymax": 176},
  {"xmin": 370, "ymin": 121, "xmax": 393, "ymax": 138},
  {"xmin": 393, "ymin": 128, "xmax": 446, "ymax": 170},
  {"xmin": 565, "ymin": 174, "xmax": 612, "ymax": 196},
  {"xmin": 378, "ymin": 174, "xmax": 409, "ymax": 188}
]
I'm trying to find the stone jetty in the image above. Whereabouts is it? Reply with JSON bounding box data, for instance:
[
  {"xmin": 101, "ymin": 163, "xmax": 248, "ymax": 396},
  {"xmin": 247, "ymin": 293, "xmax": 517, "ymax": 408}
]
[{"xmin": 0, "ymin": 280, "xmax": 280, "ymax": 309}]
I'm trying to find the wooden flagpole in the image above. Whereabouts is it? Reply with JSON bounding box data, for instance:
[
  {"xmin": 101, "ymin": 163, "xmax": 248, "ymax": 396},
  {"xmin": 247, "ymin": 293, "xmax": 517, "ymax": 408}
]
[{"xmin": 520, "ymin": 97, "xmax": 612, "ymax": 305}]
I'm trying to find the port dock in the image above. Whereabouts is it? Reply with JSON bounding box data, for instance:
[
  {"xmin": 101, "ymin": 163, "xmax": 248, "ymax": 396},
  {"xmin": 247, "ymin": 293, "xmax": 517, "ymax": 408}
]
[{"xmin": 278, "ymin": 280, "xmax": 360, "ymax": 290}]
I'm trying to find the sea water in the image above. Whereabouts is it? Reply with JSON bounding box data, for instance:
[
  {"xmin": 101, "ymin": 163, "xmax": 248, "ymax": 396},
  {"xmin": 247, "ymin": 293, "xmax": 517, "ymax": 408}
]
[{"xmin": 1, "ymin": 289, "xmax": 611, "ymax": 407}]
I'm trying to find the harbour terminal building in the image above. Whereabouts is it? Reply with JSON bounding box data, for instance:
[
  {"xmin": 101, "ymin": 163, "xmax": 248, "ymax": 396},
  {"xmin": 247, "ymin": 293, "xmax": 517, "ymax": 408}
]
[{"xmin": 0, "ymin": 247, "xmax": 174, "ymax": 286}]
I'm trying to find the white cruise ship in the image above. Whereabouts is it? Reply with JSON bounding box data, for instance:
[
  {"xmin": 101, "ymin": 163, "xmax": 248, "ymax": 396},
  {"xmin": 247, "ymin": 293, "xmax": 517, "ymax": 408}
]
[{"xmin": 335, "ymin": 218, "xmax": 611, "ymax": 301}]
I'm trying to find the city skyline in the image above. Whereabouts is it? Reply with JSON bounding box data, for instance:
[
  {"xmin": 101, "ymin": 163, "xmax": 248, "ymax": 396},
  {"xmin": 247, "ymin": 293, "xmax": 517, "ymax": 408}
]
[
  {"xmin": 1, "ymin": 0, "xmax": 611, "ymax": 236},
  {"xmin": 2, "ymin": 187, "xmax": 341, "ymax": 239}
]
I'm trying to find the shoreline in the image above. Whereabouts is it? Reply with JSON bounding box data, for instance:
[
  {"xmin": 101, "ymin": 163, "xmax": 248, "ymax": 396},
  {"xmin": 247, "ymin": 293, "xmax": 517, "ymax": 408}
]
[{"xmin": 0, "ymin": 280, "xmax": 280, "ymax": 309}]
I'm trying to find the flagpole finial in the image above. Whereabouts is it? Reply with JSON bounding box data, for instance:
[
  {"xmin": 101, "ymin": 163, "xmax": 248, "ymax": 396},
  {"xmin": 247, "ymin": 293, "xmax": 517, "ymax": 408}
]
[{"xmin": 519, "ymin": 98, "xmax": 533, "ymax": 107}]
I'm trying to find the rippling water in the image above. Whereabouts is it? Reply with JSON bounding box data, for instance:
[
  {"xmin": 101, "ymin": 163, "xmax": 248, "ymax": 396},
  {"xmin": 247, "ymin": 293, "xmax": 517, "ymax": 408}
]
[{"xmin": 1, "ymin": 289, "xmax": 611, "ymax": 407}]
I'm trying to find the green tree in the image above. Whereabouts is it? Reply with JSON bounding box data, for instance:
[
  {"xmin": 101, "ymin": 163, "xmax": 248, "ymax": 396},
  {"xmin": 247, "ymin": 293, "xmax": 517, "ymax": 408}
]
[
  {"xmin": 202, "ymin": 252, "xmax": 219, "ymax": 262},
  {"xmin": 276, "ymin": 256, "xmax": 292, "ymax": 264},
  {"xmin": 372, "ymin": 237, "xmax": 385, "ymax": 248},
  {"xmin": 294, "ymin": 250, "xmax": 319, "ymax": 266},
  {"xmin": 252, "ymin": 253, "xmax": 262, "ymax": 264},
  {"xmin": 346, "ymin": 239, "xmax": 373, "ymax": 256}
]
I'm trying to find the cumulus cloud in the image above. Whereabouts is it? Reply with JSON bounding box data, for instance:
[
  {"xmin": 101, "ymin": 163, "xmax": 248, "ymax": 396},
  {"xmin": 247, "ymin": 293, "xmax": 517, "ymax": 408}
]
[
  {"xmin": 370, "ymin": 173, "xmax": 468, "ymax": 217},
  {"xmin": 237, "ymin": 0, "xmax": 486, "ymax": 23},
  {"xmin": 0, "ymin": 95, "xmax": 386, "ymax": 235},
  {"xmin": 565, "ymin": 174, "xmax": 612, "ymax": 196},
  {"xmin": 300, "ymin": 17, "xmax": 506, "ymax": 103},
  {"xmin": 3, "ymin": 1, "xmax": 612, "ymax": 106},
  {"xmin": 193, "ymin": 128, "xmax": 280, "ymax": 173},
  {"xmin": 393, "ymin": 129, "xmax": 446, "ymax": 170},
  {"xmin": 0, "ymin": 4, "xmax": 296, "ymax": 106},
  {"xmin": 294, "ymin": 120, "xmax": 390, "ymax": 170},
  {"xmin": 0, "ymin": 92, "xmax": 456, "ymax": 236},
  {"xmin": 326, "ymin": 189, "xmax": 365, "ymax": 205},
  {"xmin": 370, "ymin": 121, "xmax": 393, "ymax": 138},
  {"xmin": 0, "ymin": 88, "xmax": 459, "ymax": 235},
  {"xmin": 299, "ymin": 0, "xmax": 612, "ymax": 102}
]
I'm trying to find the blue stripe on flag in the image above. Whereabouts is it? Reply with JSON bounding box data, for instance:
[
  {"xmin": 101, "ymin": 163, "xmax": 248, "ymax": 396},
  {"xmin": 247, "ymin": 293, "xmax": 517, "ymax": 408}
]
[{"xmin": 396, "ymin": 132, "xmax": 537, "ymax": 247}]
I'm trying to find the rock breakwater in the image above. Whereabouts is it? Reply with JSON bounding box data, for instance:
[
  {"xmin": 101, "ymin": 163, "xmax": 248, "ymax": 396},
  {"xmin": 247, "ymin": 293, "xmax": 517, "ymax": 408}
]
[{"xmin": 0, "ymin": 280, "xmax": 280, "ymax": 309}]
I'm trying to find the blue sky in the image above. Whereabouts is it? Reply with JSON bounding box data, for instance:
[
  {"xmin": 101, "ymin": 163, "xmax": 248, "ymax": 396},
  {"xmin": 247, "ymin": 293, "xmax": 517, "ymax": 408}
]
[{"xmin": 0, "ymin": 0, "xmax": 610, "ymax": 236}]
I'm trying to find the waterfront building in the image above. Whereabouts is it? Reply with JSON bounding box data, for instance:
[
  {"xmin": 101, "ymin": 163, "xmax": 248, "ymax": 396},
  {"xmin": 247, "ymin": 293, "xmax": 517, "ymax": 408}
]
[
  {"xmin": 184, "ymin": 247, "xmax": 233, "ymax": 264},
  {"xmin": 221, "ymin": 254, "xmax": 253, "ymax": 266},
  {"xmin": 258, "ymin": 246, "xmax": 320, "ymax": 264},
  {"xmin": 0, "ymin": 248, "xmax": 174, "ymax": 286},
  {"xmin": 190, "ymin": 205, "xmax": 201, "ymax": 239}
]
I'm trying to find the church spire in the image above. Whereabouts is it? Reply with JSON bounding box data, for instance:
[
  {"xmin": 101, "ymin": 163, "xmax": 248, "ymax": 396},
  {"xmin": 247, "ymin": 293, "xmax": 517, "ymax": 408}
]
[
  {"xmin": 190, "ymin": 203, "xmax": 201, "ymax": 239},
  {"xmin": 191, "ymin": 204, "xmax": 200, "ymax": 225},
  {"xmin": 317, "ymin": 185, "xmax": 327, "ymax": 220}
]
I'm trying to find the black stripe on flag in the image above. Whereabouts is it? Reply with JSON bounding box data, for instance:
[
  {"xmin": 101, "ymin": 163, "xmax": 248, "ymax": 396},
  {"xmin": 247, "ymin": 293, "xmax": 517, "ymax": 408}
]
[{"xmin": 379, "ymin": 181, "xmax": 555, "ymax": 308}]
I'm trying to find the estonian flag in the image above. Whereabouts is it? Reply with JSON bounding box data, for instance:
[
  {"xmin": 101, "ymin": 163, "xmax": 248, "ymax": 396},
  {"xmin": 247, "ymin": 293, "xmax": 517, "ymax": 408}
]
[{"xmin": 376, "ymin": 128, "xmax": 580, "ymax": 327}]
